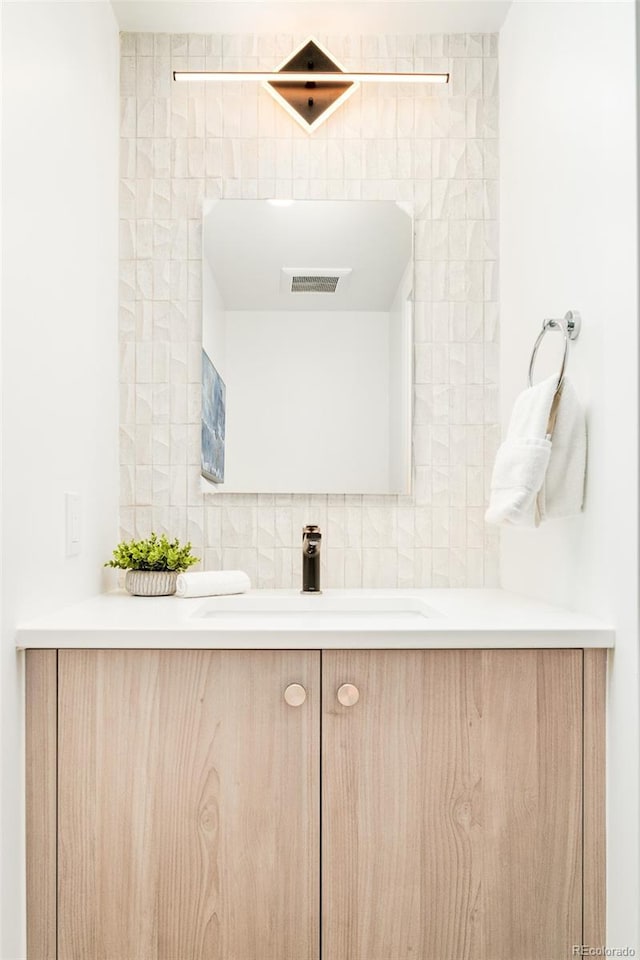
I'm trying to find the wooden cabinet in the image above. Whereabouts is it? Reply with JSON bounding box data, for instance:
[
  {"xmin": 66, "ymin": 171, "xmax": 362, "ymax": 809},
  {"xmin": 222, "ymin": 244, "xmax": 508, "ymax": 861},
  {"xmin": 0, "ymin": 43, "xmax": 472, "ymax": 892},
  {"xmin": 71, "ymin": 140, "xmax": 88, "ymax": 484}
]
[
  {"xmin": 30, "ymin": 650, "xmax": 320, "ymax": 960},
  {"xmin": 322, "ymin": 649, "xmax": 591, "ymax": 960},
  {"xmin": 26, "ymin": 647, "xmax": 605, "ymax": 960}
]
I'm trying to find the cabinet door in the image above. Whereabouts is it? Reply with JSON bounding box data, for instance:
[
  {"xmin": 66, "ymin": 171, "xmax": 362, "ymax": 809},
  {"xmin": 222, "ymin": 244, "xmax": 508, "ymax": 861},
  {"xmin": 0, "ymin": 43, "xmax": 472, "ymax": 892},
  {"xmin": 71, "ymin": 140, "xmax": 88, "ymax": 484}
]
[
  {"xmin": 58, "ymin": 649, "xmax": 319, "ymax": 960},
  {"xmin": 322, "ymin": 649, "xmax": 583, "ymax": 960}
]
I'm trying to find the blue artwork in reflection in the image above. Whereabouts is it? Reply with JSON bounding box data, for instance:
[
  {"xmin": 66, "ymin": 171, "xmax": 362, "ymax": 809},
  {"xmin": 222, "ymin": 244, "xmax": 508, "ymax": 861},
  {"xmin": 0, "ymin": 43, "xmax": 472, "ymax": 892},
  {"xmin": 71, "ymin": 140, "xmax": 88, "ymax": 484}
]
[{"xmin": 201, "ymin": 350, "xmax": 226, "ymax": 483}]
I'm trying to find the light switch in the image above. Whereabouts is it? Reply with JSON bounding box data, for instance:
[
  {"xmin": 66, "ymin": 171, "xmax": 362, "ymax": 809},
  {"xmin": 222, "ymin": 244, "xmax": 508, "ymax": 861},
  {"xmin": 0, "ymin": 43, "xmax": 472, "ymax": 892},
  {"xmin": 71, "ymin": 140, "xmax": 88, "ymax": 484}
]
[{"xmin": 65, "ymin": 493, "xmax": 82, "ymax": 557}]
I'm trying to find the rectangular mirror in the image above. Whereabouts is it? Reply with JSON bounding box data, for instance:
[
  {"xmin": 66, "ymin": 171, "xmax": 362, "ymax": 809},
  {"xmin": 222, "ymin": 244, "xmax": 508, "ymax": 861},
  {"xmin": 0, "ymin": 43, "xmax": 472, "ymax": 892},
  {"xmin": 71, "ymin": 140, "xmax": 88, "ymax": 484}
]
[{"xmin": 201, "ymin": 199, "xmax": 413, "ymax": 494}]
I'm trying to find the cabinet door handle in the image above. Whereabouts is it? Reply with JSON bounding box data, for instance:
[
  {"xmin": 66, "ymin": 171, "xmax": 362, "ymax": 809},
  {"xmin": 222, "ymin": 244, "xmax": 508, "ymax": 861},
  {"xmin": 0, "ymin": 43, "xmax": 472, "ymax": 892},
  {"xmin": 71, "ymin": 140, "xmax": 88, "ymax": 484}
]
[
  {"xmin": 337, "ymin": 683, "xmax": 360, "ymax": 707},
  {"xmin": 284, "ymin": 683, "xmax": 307, "ymax": 706}
]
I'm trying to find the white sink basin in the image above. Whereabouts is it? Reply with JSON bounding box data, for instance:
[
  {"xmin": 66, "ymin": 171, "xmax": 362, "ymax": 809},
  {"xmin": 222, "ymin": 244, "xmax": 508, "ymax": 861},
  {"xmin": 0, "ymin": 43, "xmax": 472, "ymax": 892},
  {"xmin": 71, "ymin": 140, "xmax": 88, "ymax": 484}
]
[{"xmin": 191, "ymin": 591, "xmax": 436, "ymax": 627}]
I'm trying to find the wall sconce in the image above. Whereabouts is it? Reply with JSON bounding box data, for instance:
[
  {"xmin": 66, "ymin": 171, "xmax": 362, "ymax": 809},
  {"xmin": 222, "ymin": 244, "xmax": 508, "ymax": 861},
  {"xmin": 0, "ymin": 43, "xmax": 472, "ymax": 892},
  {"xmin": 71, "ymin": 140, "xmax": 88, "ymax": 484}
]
[{"xmin": 173, "ymin": 37, "xmax": 449, "ymax": 133}]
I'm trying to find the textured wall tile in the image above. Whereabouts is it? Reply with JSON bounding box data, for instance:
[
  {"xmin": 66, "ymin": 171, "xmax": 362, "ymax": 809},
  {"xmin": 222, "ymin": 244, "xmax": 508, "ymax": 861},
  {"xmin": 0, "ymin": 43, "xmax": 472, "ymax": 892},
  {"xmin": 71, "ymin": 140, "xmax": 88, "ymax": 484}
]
[
  {"xmin": 134, "ymin": 178, "xmax": 153, "ymax": 218},
  {"xmin": 198, "ymin": 544, "xmax": 218, "ymax": 571},
  {"xmin": 135, "ymin": 465, "xmax": 153, "ymax": 505},
  {"xmin": 134, "ymin": 506, "xmax": 153, "ymax": 538},
  {"xmin": 120, "ymin": 33, "xmax": 136, "ymax": 56},
  {"xmin": 414, "ymin": 423, "xmax": 432, "ymax": 466},
  {"xmin": 119, "ymin": 345, "xmax": 135, "ymax": 390},
  {"xmin": 151, "ymin": 424, "xmax": 170, "ymax": 464},
  {"xmin": 430, "ymin": 383, "xmax": 455, "ymax": 424},
  {"xmin": 413, "ymin": 386, "xmax": 432, "ymax": 428},
  {"xmin": 411, "ymin": 507, "xmax": 430, "ymax": 548},
  {"xmin": 363, "ymin": 548, "xmax": 398, "ymax": 588},
  {"xmin": 186, "ymin": 505, "xmax": 205, "ymax": 548},
  {"xmin": 341, "ymin": 548, "xmax": 360, "ymax": 587},
  {"xmin": 363, "ymin": 504, "xmax": 397, "ymax": 548},
  {"xmin": 484, "ymin": 220, "xmax": 498, "ymax": 260},
  {"xmin": 120, "ymin": 464, "xmax": 135, "ymax": 507},
  {"xmin": 120, "ymin": 381, "xmax": 135, "ymax": 424},
  {"xmin": 432, "ymin": 464, "xmax": 451, "ymax": 505},
  {"xmin": 221, "ymin": 547, "xmax": 258, "ymax": 581},
  {"xmin": 120, "ymin": 303, "xmax": 136, "ymax": 344},
  {"xmin": 222, "ymin": 506, "xmax": 257, "ymax": 548},
  {"xmin": 397, "ymin": 507, "xmax": 415, "ymax": 553},
  {"xmin": 256, "ymin": 547, "xmax": 275, "ymax": 588},
  {"xmin": 482, "ymin": 97, "xmax": 499, "ymax": 139},
  {"xmin": 432, "ymin": 425, "xmax": 450, "ymax": 464},
  {"xmin": 118, "ymin": 31, "xmax": 499, "ymax": 587},
  {"xmin": 412, "ymin": 466, "xmax": 432, "ymax": 506},
  {"xmin": 431, "ymin": 548, "xmax": 449, "ymax": 585},
  {"xmin": 450, "ymin": 385, "xmax": 466, "ymax": 424},
  {"xmin": 152, "ymin": 465, "xmax": 170, "ymax": 505},
  {"xmin": 120, "ymin": 56, "xmax": 137, "ymax": 97},
  {"xmin": 204, "ymin": 506, "xmax": 221, "ymax": 548},
  {"xmin": 466, "ymin": 384, "xmax": 484, "ymax": 423},
  {"xmin": 119, "ymin": 507, "xmax": 136, "ymax": 543},
  {"xmin": 323, "ymin": 548, "xmax": 344, "ymax": 588},
  {"xmin": 120, "ymin": 98, "xmax": 136, "ymax": 138},
  {"xmin": 414, "ymin": 547, "xmax": 432, "ymax": 586},
  {"xmin": 120, "ymin": 423, "xmax": 136, "ymax": 465},
  {"xmin": 449, "ymin": 302, "xmax": 466, "ymax": 340},
  {"xmin": 449, "ymin": 546, "xmax": 467, "ymax": 586},
  {"xmin": 257, "ymin": 506, "xmax": 275, "ymax": 548},
  {"xmin": 484, "ymin": 261, "xmax": 498, "ymax": 302},
  {"xmin": 484, "ymin": 301, "xmax": 499, "ymax": 342},
  {"xmin": 135, "ymin": 341, "xmax": 153, "ymax": 383},
  {"xmin": 467, "ymin": 342, "xmax": 484, "ymax": 384},
  {"xmin": 465, "ymin": 179, "xmax": 483, "ymax": 219},
  {"xmin": 484, "ymin": 139, "xmax": 499, "ymax": 179},
  {"xmin": 274, "ymin": 548, "xmax": 294, "ymax": 588}
]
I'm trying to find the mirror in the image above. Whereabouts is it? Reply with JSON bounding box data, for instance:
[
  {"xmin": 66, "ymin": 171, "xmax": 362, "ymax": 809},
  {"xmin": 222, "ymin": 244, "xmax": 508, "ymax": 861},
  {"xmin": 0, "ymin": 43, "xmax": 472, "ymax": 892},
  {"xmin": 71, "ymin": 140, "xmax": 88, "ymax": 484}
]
[{"xmin": 201, "ymin": 199, "xmax": 413, "ymax": 494}]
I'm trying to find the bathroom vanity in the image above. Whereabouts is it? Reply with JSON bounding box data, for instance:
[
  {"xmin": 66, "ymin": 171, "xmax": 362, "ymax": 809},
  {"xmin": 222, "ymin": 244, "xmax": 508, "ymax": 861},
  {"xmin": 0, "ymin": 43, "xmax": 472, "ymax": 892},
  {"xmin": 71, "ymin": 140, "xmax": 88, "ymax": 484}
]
[{"xmin": 20, "ymin": 589, "xmax": 611, "ymax": 960}]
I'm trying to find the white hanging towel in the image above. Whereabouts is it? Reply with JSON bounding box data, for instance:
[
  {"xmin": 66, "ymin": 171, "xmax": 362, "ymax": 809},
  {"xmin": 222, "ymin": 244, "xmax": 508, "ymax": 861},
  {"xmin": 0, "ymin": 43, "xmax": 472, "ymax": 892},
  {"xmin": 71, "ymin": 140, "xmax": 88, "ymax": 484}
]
[
  {"xmin": 485, "ymin": 374, "xmax": 586, "ymax": 528},
  {"xmin": 538, "ymin": 378, "xmax": 587, "ymax": 522}
]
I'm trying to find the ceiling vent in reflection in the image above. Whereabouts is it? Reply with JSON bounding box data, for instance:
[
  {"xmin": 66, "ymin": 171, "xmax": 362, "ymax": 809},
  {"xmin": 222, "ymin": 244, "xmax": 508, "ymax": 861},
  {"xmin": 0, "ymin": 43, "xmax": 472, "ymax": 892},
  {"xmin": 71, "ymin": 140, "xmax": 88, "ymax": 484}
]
[
  {"xmin": 291, "ymin": 275, "xmax": 339, "ymax": 293},
  {"xmin": 281, "ymin": 267, "xmax": 352, "ymax": 295}
]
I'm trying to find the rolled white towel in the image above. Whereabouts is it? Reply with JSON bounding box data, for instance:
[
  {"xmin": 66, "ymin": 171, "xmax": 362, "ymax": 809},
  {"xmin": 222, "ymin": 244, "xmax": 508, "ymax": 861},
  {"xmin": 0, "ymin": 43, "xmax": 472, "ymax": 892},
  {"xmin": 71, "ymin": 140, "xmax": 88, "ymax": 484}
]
[{"xmin": 175, "ymin": 570, "xmax": 251, "ymax": 599}]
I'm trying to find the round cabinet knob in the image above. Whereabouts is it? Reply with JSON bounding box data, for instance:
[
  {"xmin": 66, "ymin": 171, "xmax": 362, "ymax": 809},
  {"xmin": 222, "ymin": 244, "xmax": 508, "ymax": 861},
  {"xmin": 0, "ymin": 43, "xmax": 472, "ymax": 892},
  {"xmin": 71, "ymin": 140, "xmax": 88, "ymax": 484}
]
[
  {"xmin": 337, "ymin": 683, "xmax": 360, "ymax": 707},
  {"xmin": 284, "ymin": 683, "xmax": 307, "ymax": 707}
]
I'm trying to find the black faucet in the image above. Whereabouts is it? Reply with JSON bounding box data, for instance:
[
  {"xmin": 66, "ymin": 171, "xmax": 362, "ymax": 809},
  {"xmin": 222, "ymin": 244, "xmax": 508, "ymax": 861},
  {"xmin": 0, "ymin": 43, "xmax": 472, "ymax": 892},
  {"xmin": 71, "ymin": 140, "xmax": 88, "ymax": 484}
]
[{"xmin": 302, "ymin": 525, "xmax": 322, "ymax": 594}]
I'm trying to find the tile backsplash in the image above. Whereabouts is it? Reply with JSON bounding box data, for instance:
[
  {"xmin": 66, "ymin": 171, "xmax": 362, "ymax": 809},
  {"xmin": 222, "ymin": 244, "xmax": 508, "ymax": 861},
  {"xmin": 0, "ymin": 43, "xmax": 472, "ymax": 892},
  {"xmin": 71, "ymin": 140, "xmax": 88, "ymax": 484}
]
[{"xmin": 119, "ymin": 31, "xmax": 500, "ymax": 588}]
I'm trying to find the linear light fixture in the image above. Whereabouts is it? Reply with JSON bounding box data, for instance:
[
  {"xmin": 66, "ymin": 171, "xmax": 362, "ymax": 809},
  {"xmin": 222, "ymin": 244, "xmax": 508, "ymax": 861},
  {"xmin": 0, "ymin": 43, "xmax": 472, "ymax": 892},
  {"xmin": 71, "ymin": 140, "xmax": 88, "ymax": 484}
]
[
  {"xmin": 173, "ymin": 71, "xmax": 450, "ymax": 85},
  {"xmin": 172, "ymin": 37, "xmax": 449, "ymax": 133}
]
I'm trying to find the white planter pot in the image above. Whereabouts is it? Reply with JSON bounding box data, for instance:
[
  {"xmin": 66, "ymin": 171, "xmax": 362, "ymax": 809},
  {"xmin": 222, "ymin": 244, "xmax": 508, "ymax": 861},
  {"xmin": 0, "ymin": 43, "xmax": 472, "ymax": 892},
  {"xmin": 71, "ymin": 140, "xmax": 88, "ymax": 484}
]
[{"xmin": 125, "ymin": 570, "xmax": 178, "ymax": 597}]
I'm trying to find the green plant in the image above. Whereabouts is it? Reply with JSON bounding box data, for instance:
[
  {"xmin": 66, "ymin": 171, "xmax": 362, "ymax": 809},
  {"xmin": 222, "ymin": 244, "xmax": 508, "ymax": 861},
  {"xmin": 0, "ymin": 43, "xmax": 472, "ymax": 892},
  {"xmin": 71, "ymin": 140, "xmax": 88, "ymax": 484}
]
[{"xmin": 105, "ymin": 533, "xmax": 199, "ymax": 573}]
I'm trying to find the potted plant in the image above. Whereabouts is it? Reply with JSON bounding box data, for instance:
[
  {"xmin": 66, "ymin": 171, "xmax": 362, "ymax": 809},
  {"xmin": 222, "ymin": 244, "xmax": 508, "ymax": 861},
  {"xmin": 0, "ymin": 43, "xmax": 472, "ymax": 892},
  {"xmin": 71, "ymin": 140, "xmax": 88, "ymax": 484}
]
[{"xmin": 105, "ymin": 532, "xmax": 199, "ymax": 596}]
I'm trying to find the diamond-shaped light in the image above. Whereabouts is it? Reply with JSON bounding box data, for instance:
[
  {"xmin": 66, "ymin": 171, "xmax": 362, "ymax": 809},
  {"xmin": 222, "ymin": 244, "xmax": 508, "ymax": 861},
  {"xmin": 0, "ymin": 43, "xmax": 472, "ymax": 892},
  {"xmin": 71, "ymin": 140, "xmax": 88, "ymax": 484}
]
[{"xmin": 264, "ymin": 37, "xmax": 358, "ymax": 134}]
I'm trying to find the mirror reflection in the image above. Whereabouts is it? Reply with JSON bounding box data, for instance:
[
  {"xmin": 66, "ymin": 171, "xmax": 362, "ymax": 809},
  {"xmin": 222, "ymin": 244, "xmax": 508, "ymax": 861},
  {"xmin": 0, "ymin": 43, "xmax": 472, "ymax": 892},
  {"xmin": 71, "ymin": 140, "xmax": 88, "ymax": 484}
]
[{"xmin": 202, "ymin": 199, "xmax": 413, "ymax": 494}]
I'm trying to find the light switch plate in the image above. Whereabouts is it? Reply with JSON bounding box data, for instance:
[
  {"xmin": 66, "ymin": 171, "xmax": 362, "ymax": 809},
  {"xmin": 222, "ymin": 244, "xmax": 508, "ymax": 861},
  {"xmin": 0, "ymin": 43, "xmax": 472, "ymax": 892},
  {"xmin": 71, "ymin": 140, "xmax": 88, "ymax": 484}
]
[{"xmin": 65, "ymin": 492, "xmax": 82, "ymax": 557}]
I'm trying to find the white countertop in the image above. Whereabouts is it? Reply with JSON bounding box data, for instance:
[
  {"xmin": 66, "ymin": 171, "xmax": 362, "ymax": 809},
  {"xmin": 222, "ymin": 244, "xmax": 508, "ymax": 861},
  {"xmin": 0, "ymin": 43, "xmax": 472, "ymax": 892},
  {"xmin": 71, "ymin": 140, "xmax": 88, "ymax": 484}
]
[{"xmin": 14, "ymin": 588, "xmax": 615, "ymax": 649}]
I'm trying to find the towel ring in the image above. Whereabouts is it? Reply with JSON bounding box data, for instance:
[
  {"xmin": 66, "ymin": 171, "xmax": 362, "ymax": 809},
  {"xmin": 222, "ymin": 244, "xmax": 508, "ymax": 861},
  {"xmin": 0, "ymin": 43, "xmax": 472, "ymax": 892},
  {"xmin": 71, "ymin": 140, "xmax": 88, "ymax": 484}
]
[{"xmin": 528, "ymin": 310, "xmax": 581, "ymax": 390}]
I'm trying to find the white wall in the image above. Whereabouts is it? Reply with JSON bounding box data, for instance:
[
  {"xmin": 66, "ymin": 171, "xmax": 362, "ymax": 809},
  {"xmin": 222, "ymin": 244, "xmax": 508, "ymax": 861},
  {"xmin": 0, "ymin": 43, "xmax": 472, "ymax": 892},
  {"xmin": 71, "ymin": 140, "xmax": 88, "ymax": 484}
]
[
  {"xmin": 388, "ymin": 263, "xmax": 413, "ymax": 493},
  {"xmin": 1, "ymin": 3, "xmax": 120, "ymax": 955},
  {"xmin": 202, "ymin": 254, "xmax": 226, "ymax": 376},
  {"xmin": 221, "ymin": 309, "xmax": 391, "ymax": 493},
  {"xmin": 499, "ymin": 1, "xmax": 639, "ymax": 948},
  {"xmin": 113, "ymin": 1, "xmax": 512, "ymax": 35}
]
